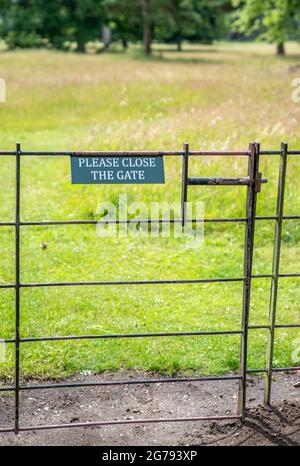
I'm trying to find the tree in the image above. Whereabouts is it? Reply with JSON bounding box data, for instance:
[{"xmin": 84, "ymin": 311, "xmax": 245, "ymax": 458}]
[
  {"xmin": 0, "ymin": 0, "xmax": 46, "ymax": 48},
  {"xmin": 0, "ymin": 0, "xmax": 230, "ymax": 53},
  {"xmin": 64, "ymin": 0, "xmax": 106, "ymax": 52},
  {"xmin": 155, "ymin": 0, "xmax": 229, "ymax": 50},
  {"xmin": 142, "ymin": 0, "xmax": 152, "ymax": 54},
  {"xmin": 0, "ymin": 0, "xmax": 106, "ymax": 52},
  {"xmin": 155, "ymin": 0, "xmax": 202, "ymax": 51},
  {"xmin": 140, "ymin": 0, "xmax": 229, "ymax": 54},
  {"xmin": 232, "ymin": 0, "xmax": 300, "ymax": 55},
  {"xmin": 103, "ymin": 0, "xmax": 142, "ymax": 49}
]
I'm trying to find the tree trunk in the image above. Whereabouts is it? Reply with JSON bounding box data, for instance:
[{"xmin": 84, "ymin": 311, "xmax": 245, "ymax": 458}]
[
  {"xmin": 277, "ymin": 42, "xmax": 285, "ymax": 56},
  {"xmin": 142, "ymin": 0, "xmax": 152, "ymax": 55},
  {"xmin": 177, "ymin": 40, "xmax": 182, "ymax": 52},
  {"xmin": 121, "ymin": 38, "xmax": 128, "ymax": 50},
  {"xmin": 144, "ymin": 23, "xmax": 152, "ymax": 55},
  {"xmin": 76, "ymin": 38, "xmax": 85, "ymax": 53}
]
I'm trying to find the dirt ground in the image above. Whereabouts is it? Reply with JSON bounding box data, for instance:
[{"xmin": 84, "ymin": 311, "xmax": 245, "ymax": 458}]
[{"xmin": 0, "ymin": 371, "xmax": 299, "ymax": 446}]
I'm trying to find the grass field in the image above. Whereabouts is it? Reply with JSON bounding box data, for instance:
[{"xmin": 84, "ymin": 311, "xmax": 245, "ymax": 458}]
[{"xmin": 0, "ymin": 42, "xmax": 299, "ymax": 382}]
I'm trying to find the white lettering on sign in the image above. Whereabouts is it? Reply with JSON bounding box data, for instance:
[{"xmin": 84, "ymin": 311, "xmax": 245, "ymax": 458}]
[
  {"xmin": 79, "ymin": 157, "xmax": 121, "ymax": 168},
  {"xmin": 78, "ymin": 157, "xmax": 155, "ymax": 169},
  {"xmin": 116, "ymin": 170, "xmax": 145, "ymax": 180}
]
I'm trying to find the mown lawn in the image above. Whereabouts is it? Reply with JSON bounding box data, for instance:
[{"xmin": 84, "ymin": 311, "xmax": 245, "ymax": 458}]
[{"xmin": 0, "ymin": 42, "xmax": 299, "ymax": 382}]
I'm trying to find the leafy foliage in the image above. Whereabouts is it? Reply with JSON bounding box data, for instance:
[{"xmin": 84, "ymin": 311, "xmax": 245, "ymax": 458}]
[
  {"xmin": 232, "ymin": 0, "xmax": 300, "ymax": 54},
  {"xmin": 0, "ymin": 0, "xmax": 229, "ymax": 52},
  {"xmin": 0, "ymin": 0, "xmax": 106, "ymax": 51}
]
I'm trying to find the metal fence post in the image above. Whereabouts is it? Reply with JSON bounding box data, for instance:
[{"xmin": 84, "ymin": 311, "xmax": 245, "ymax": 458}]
[
  {"xmin": 238, "ymin": 142, "xmax": 260, "ymax": 415},
  {"xmin": 181, "ymin": 142, "xmax": 189, "ymax": 227},
  {"xmin": 14, "ymin": 141, "xmax": 21, "ymax": 434},
  {"xmin": 264, "ymin": 142, "xmax": 288, "ymax": 405}
]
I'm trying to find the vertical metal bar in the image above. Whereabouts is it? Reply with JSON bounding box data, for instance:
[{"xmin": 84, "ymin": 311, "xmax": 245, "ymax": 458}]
[
  {"xmin": 14, "ymin": 142, "xmax": 21, "ymax": 434},
  {"xmin": 181, "ymin": 142, "xmax": 189, "ymax": 226},
  {"xmin": 264, "ymin": 142, "xmax": 288, "ymax": 405},
  {"xmin": 238, "ymin": 142, "xmax": 260, "ymax": 415}
]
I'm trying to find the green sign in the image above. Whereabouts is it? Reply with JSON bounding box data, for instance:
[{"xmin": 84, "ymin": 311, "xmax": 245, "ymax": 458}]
[{"xmin": 71, "ymin": 156, "xmax": 165, "ymax": 184}]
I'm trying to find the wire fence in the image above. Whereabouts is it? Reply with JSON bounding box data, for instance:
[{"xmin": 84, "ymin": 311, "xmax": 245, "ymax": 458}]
[{"xmin": 0, "ymin": 141, "xmax": 299, "ymax": 434}]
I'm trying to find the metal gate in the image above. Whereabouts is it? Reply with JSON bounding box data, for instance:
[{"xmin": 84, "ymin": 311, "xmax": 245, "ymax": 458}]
[{"xmin": 0, "ymin": 141, "xmax": 299, "ymax": 434}]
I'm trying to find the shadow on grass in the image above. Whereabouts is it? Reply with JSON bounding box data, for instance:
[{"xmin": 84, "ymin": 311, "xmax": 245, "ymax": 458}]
[
  {"xmin": 130, "ymin": 50, "xmax": 223, "ymax": 65},
  {"xmin": 152, "ymin": 47, "xmax": 219, "ymax": 54}
]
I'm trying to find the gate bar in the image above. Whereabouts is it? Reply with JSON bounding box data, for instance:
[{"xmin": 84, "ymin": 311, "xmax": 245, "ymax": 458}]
[
  {"xmin": 264, "ymin": 143, "xmax": 288, "ymax": 405},
  {"xmin": 181, "ymin": 142, "xmax": 189, "ymax": 226},
  {"xmin": 238, "ymin": 142, "xmax": 260, "ymax": 415},
  {"xmin": 0, "ymin": 273, "xmax": 286, "ymax": 289},
  {"xmin": 1, "ymin": 148, "xmax": 300, "ymax": 156},
  {"xmin": 1, "ymin": 324, "xmax": 298, "ymax": 345},
  {"xmin": 18, "ymin": 414, "xmax": 242, "ymax": 432},
  {"xmin": 188, "ymin": 177, "xmax": 267, "ymax": 186},
  {"xmin": 19, "ymin": 374, "xmax": 242, "ymax": 391},
  {"xmin": 2, "ymin": 366, "xmax": 298, "ymax": 394},
  {"xmin": 1, "ymin": 215, "xmax": 299, "ymax": 227},
  {"xmin": 0, "ymin": 150, "xmax": 249, "ymax": 157},
  {"xmin": 14, "ymin": 142, "xmax": 21, "ymax": 434}
]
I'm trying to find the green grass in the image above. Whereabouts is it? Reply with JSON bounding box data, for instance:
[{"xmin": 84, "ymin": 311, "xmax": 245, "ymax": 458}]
[{"xmin": 0, "ymin": 42, "xmax": 299, "ymax": 382}]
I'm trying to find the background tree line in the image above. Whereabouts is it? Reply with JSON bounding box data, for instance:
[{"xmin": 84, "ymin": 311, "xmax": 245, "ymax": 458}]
[{"xmin": 0, "ymin": 0, "xmax": 300, "ymax": 55}]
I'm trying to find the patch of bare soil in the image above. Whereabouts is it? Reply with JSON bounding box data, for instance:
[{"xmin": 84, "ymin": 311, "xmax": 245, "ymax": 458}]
[{"xmin": 0, "ymin": 371, "xmax": 299, "ymax": 446}]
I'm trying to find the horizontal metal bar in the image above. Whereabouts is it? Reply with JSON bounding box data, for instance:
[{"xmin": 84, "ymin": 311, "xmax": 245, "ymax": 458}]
[
  {"xmin": 260, "ymin": 151, "xmax": 282, "ymax": 155},
  {"xmin": 0, "ymin": 150, "xmax": 180, "ymax": 157},
  {"xmin": 0, "ymin": 374, "xmax": 240, "ymax": 394},
  {"xmin": 0, "ymin": 387, "xmax": 14, "ymax": 392},
  {"xmin": 0, "ymin": 284, "xmax": 15, "ymax": 289},
  {"xmin": 18, "ymin": 414, "xmax": 242, "ymax": 432},
  {"xmin": 1, "ymin": 325, "xmax": 273, "ymax": 344},
  {"xmin": 190, "ymin": 151, "xmax": 249, "ymax": 156},
  {"xmin": 248, "ymin": 325, "xmax": 270, "ymax": 330},
  {"xmin": 245, "ymin": 366, "xmax": 300, "ymax": 373},
  {"xmin": 247, "ymin": 368, "xmax": 268, "ymax": 373},
  {"xmin": 0, "ymin": 427, "xmax": 15, "ymax": 433},
  {"xmin": 19, "ymin": 374, "xmax": 242, "ymax": 391},
  {"xmin": 0, "ymin": 222, "xmax": 15, "ymax": 227},
  {"xmin": 0, "ymin": 150, "xmax": 249, "ymax": 157},
  {"xmin": 0, "ymin": 150, "xmax": 17, "ymax": 155},
  {"xmin": 274, "ymin": 324, "xmax": 300, "ymax": 328},
  {"xmin": 1, "ymin": 365, "xmax": 298, "ymax": 394},
  {"xmin": 188, "ymin": 177, "xmax": 252, "ymax": 186},
  {"xmin": 260, "ymin": 150, "xmax": 300, "ymax": 155},
  {"xmin": 19, "ymin": 217, "xmax": 247, "ymax": 226},
  {"xmin": 279, "ymin": 273, "xmax": 300, "ymax": 278},
  {"xmin": 256, "ymin": 216, "xmax": 277, "ymax": 221},
  {"xmin": 272, "ymin": 366, "xmax": 300, "ymax": 372},
  {"xmin": 257, "ymin": 215, "xmax": 300, "ymax": 221},
  {"xmin": 18, "ymin": 329, "xmax": 243, "ymax": 343},
  {"xmin": 19, "ymin": 277, "xmax": 245, "ymax": 288},
  {"xmin": 189, "ymin": 150, "xmax": 250, "ymax": 157},
  {"xmin": 188, "ymin": 176, "xmax": 267, "ymax": 187},
  {"xmin": 0, "ymin": 215, "xmax": 298, "ymax": 228},
  {"xmin": 1, "ymin": 274, "xmax": 275, "ymax": 290},
  {"xmin": 0, "ymin": 149, "xmax": 299, "ymax": 157}
]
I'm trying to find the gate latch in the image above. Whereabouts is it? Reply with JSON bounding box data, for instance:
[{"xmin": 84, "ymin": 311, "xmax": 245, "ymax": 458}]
[{"xmin": 255, "ymin": 171, "xmax": 265, "ymax": 193}]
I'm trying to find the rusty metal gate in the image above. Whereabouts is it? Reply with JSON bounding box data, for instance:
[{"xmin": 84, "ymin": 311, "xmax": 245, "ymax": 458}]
[{"xmin": 0, "ymin": 141, "xmax": 299, "ymax": 434}]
